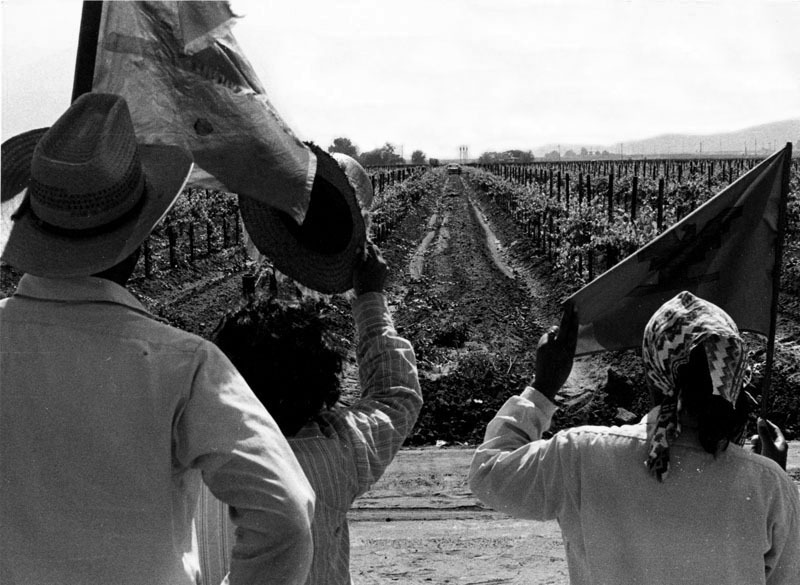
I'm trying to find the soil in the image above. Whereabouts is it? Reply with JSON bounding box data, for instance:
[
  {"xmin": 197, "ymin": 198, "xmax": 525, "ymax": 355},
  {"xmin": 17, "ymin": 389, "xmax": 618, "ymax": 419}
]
[{"xmin": 2, "ymin": 168, "xmax": 798, "ymax": 583}]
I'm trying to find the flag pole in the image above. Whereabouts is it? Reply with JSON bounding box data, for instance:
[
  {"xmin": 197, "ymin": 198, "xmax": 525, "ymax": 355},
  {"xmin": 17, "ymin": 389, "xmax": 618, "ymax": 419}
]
[
  {"xmin": 760, "ymin": 142, "xmax": 792, "ymax": 418},
  {"xmin": 71, "ymin": 1, "xmax": 103, "ymax": 102}
]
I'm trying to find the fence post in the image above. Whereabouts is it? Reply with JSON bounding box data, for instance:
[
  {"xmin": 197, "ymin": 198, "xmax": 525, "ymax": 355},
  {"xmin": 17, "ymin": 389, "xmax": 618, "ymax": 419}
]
[
  {"xmin": 631, "ymin": 175, "xmax": 638, "ymax": 220},
  {"xmin": 167, "ymin": 224, "xmax": 177, "ymax": 268},
  {"xmin": 557, "ymin": 171, "xmax": 562, "ymax": 202},
  {"xmin": 144, "ymin": 238, "xmax": 152, "ymax": 278},
  {"xmin": 607, "ymin": 173, "xmax": 614, "ymax": 222},
  {"xmin": 565, "ymin": 173, "xmax": 570, "ymax": 211},
  {"xmin": 188, "ymin": 222, "xmax": 195, "ymax": 264},
  {"xmin": 657, "ymin": 177, "xmax": 665, "ymax": 231},
  {"xmin": 207, "ymin": 221, "xmax": 213, "ymax": 255},
  {"xmin": 222, "ymin": 215, "xmax": 229, "ymax": 248}
]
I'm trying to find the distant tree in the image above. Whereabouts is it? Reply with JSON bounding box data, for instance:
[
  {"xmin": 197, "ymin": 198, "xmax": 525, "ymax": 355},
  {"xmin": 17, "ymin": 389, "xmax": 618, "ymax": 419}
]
[
  {"xmin": 544, "ymin": 150, "xmax": 561, "ymax": 161},
  {"xmin": 478, "ymin": 150, "xmax": 534, "ymax": 164},
  {"xmin": 359, "ymin": 142, "xmax": 404, "ymax": 167},
  {"xmin": 327, "ymin": 137, "xmax": 359, "ymax": 158},
  {"xmin": 564, "ymin": 149, "xmax": 577, "ymax": 159},
  {"xmin": 429, "ymin": 158, "xmax": 441, "ymax": 167},
  {"xmin": 410, "ymin": 150, "xmax": 427, "ymax": 165},
  {"xmin": 478, "ymin": 151, "xmax": 499, "ymax": 164},
  {"xmin": 580, "ymin": 147, "xmax": 589, "ymax": 158},
  {"xmin": 506, "ymin": 149, "xmax": 535, "ymax": 163}
]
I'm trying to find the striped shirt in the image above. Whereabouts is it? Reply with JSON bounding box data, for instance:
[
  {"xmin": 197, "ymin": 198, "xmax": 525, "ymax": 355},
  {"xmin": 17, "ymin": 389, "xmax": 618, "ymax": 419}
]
[{"xmin": 198, "ymin": 292, "xmax": 422, "ymax": 585}]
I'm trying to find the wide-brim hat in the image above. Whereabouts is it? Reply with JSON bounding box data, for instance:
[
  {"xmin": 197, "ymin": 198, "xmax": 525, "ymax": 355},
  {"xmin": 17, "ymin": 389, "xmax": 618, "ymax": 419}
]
[
  {"xmin": 239, "ymin": 144, "xmax": 368, "ymax": 294},
  {"xmin": 1, "ymin": 93, "xmax": 193, "ymax": 278}
]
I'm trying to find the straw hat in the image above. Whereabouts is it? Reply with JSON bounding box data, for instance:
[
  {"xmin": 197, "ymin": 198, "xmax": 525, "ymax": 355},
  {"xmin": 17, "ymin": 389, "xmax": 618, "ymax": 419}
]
[
  {"xmin": 239, "ymin": 144, "xmax": 370, "ymax": 294},
  {"xmin": 1, "ymin": 93, "xmax": 193, "ymax": 278}
]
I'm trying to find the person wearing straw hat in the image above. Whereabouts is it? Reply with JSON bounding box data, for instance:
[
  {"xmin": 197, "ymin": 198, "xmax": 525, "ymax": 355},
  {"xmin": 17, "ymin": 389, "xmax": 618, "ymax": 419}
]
[
  {"xmin": 469, "ymin": 292, "xmax": 799, "ymax": 584},
  {"xmin": 0, "ymin": 93, "xmax": 315, "ymax": 585},
  {"xmin": 197, "ymin": 164, "xmax": 422, "ymax": 585}
]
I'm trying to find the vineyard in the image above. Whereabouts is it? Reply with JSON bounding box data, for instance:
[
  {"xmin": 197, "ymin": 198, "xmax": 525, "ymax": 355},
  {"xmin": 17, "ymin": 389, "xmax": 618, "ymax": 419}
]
[
  {"xmin": 118, "ymin": 166, "xmax": 428, "ymax": 282},
  {"xmin": 1, "ymin": 156, "xmax": 798, "ymax": 444},
  {"xmin": 472, "ymin": 156, "xmax": 800, "ymax": 295}
]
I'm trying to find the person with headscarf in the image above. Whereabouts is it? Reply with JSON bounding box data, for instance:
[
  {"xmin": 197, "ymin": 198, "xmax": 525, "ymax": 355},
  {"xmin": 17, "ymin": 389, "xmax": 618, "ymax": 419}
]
[{"xmin": 468, "ymin": 291, "xmax": 799, "ymax": 584}]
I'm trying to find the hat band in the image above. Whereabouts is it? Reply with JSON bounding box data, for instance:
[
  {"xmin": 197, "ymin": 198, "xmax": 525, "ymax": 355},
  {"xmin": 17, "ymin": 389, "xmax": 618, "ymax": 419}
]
[{"xmin": 22, "ymin": 182, "xmax": 149, "ymax": 239}]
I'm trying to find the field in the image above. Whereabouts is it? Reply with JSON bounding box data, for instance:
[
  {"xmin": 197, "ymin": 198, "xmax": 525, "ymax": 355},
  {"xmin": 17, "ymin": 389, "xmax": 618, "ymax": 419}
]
[
  {"xmin": 3, "ymin": 157, "xmax": 799, "ymax": 440},
  {"xmin": 2, "ymin": 160, "xmax": 799, "ymax": 582}
]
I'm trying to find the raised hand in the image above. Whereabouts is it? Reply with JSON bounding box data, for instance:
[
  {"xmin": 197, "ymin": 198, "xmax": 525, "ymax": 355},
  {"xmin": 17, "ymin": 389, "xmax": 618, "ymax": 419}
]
[
  {"xmin": 533, "ymin": 303, "xmax": 579, "ymax": 401},
  {"xmin": 353, "ymin": 241, "xmax": 388, "ymax": 296}
]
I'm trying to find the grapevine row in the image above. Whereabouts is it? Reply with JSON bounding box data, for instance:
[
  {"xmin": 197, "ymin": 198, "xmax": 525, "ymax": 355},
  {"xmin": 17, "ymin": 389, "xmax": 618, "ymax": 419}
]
[
  {"xmin": 470, "ymin": 158, "xmax": 800, "ymax": 294},
  {"xmin": 128, "ymin": 166, "xmax": 429, "ymax": 280}
]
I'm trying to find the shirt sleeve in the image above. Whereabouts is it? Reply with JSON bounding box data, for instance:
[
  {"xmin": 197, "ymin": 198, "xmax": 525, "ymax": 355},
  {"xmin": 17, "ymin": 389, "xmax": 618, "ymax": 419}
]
[
  {"xmin": 468, "ymin": 387, "xmax": 579, "ymax": 521},
  {"xmin": 173, "ymin": 341, "xmax": 314, "ymax": 585},
  {"xmin": 342, "ymin": 292, "xmax": 423, "ymax": 495}
]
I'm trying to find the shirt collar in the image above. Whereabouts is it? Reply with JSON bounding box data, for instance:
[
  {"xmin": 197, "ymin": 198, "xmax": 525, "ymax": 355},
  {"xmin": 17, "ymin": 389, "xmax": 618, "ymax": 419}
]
[{"xmin": 13, "ymin": 274, "xmax": 151, "ymax": 314}]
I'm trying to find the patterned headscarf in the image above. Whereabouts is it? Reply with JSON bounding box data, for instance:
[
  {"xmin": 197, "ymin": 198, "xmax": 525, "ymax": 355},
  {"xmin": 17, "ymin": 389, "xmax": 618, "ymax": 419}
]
[{"xmin": 641, "ymin": 291, "xmax": 750, "ymax": 481}]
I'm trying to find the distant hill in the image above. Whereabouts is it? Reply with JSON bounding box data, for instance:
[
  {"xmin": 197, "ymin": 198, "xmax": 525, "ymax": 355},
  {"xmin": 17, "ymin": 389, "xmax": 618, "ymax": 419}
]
[{"xmin": 533, "ymin": 119, "xmax": 800, "ymax": 158}]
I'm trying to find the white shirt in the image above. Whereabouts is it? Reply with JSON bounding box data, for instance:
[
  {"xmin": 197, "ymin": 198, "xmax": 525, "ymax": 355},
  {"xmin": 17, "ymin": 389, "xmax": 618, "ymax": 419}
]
[
  {"xmin": 469, "ymin": 387, "xmax": 800, "ymax": 585},
  {"xmin": 0, "ymin": 275, "xmax": 314, "ymax": 585}
]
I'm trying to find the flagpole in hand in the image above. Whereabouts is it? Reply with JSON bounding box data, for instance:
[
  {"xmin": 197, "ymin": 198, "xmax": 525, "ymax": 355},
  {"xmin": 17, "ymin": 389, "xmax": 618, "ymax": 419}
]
[
  {"xmin": 532, "ymin": 303, "xmax": 579, "ymax": 401},
  {"xmin": 760, "ymin": 142, "xmax": 792, "ymax": 419},
  {"xmin": 71, "ymin": 1, "xmax": 103, "ymax": 102}
]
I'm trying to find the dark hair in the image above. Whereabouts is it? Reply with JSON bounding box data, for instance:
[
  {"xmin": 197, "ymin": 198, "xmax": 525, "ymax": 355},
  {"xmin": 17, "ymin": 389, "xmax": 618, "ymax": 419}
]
[
  {"xmin": 213, "ymin": 295, "xmax": 345, "ymax": 436},
  {"xmin": 676, "ymin": 345, "xmax": 750, "ymax": 455}
]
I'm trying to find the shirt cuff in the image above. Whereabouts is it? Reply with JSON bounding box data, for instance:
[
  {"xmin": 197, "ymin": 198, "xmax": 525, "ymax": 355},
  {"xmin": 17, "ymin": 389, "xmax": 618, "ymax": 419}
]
[
  {"xmin": 352, "ymin": 292, "xmax": 389, "ymax": 329},
  {"xmin": 519, "ymin": 386, "xmax": 558, "ymax": 419}
]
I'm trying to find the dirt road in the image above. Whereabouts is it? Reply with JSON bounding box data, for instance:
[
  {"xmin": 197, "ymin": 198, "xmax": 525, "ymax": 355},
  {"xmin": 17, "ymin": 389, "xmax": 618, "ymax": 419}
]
[{"xmin": 349, "ymin": 448, "xmax": 568, "ymax": 585}]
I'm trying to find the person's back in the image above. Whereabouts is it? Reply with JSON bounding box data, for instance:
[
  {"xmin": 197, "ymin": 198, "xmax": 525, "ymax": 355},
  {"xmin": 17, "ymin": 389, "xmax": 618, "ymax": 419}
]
[
  {"xmin": 486, "ymin": 408, "xmax": 798, "ymax": 584},
  {"xmin": 470, "ymin": 291, "xmax": 800, "ymax": 584},
  {"xmin": 199, "ymin": 241, "xmax": 423, "ymax": 585},
  {"xmin": 1, "ymin": 277, "xmax": 218, "ymax": 582},
  {"xmin": 0, "ymin": 93, "xmax": 314, "ymax": 585}
]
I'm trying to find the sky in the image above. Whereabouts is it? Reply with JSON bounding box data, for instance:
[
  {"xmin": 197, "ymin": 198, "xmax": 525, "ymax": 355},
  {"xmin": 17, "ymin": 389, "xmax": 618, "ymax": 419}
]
[{"xmin": 2, "ymin": 0, "xmax": 799, "ymax": 160}]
